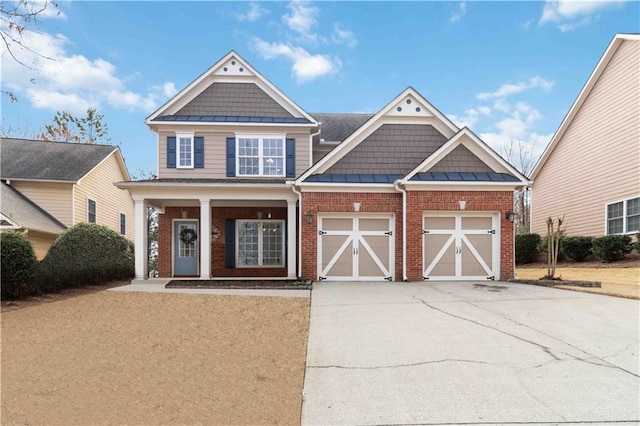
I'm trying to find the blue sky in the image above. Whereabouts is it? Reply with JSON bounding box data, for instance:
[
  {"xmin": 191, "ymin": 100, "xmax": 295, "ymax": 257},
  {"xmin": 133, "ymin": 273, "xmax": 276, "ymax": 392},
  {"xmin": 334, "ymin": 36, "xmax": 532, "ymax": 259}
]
[{"xmin": 1, "ymin": 1, "xmax": 638, "ymax": 176}]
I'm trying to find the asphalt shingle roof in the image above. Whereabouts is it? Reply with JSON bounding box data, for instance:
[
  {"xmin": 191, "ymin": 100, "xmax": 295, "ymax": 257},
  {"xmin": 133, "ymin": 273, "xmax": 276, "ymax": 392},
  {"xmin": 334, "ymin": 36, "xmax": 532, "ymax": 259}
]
[
  {"xmin": 0, "ymin": 138, "xmax": 117, "ymax": 181},
  {"xmin": 154, "ymin": 115, "xmax": 312, "ymax": 124},
  {"xmin": 1, "ymin": 182, "xmax": 66, "ymax": 234},
  {"xmin": 311, "ymin": 113, "xmax": 374, "ymax": 142}
]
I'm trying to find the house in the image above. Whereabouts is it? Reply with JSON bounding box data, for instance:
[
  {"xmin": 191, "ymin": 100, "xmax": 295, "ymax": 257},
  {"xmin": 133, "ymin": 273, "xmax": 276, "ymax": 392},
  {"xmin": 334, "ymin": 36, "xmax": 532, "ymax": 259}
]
[
  {"xmin": 530, "ymin": 34, "xmax": 640, "ymax": 238},
  {"xmin": 0, "ymin": 138, "xmax": 134, "ymax": 258},
  {"xmin": 117, "ymin": 51, "xmax": 529, "ymax": 282}
]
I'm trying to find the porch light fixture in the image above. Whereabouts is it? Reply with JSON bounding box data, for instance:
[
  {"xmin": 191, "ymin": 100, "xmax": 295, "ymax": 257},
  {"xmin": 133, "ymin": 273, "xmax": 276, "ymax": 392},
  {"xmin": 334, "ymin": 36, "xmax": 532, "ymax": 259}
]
[
  {"xmin": 305, "ymin": 211, "xmax": 314, "ymax": 224},
  {"xmin": 458, "ymin": 200, "xmax": 466, "ymax": 210},
  {"xmin": 506, "ymin": 211, "xmax": 516, "ymax": 223}
]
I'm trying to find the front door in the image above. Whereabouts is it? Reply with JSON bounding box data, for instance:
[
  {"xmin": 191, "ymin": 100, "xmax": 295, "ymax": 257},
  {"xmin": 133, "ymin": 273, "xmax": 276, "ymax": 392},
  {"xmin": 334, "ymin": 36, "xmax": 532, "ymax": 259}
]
[{"xmin": 174, "ymin": 221, "xmax": 198, "ymax": 276}]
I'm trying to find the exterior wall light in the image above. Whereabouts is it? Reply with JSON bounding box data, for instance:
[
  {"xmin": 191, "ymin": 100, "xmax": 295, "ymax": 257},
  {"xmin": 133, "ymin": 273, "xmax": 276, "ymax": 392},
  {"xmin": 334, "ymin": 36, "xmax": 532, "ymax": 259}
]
[
  {"xmin": 506, "ymin": 211, "xmax": 516, "ymax": 223},
  {"xmin": 305, "ymin": 211, "xmax": 314, "ymax": 224}
]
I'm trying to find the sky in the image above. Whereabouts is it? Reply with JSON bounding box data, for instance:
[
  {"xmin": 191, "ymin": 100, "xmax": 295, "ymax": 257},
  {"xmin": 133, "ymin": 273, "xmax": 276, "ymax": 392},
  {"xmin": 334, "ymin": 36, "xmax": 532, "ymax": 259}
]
[{"xmin": 1, "ymin": 0, "xmax": 638, "ymax": 176}]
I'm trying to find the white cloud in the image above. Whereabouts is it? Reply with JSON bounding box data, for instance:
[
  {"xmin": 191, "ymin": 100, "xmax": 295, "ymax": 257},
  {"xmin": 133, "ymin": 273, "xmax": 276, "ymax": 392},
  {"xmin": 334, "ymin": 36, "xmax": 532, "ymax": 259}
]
[
  {"xmin": 253, "ymin": 39, "xmax": 340, "ymax": 83},
  {"xmin": 449, "ymin": 106, "xmax": 491, "ymax": 128},
  {"xmin": 283, "ymin": 1, "xmax": 323, "ymax": 44},
  {"xmin": 1, "ymin": 24, "xmax": 173, "ymax": 113},
  {"xmin": 476, "ymin": 76, "xmax": 554, "ymax": 100},
  {"xmin": 539, "ymin": 0, "xmax": 625, "ymax": 30},
  {"xmin": 236, "ymin": 2, "xmax": 268, "ymax": 22},
  {"xmin": 450, "ymin": 2, "xmax": 467, "ymax": 23},
  {"xmin": 332, "ymin": 24, "xmax": 357, "ymax": 48},
  {"xmin": 158, "ymin": 82, "xmax": 178, "ymax": 98}
]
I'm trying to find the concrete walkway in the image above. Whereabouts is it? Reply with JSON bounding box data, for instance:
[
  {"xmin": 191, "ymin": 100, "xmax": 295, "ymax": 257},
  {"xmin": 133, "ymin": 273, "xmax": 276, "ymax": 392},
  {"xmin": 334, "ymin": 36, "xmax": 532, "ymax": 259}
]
[
  {"xmin": 109, "ymin": 282, "xmax": 310, "ymax": 298},
  {"xmin": 302, "ymin": 281, "xmax": 640, "ymax": 425}
]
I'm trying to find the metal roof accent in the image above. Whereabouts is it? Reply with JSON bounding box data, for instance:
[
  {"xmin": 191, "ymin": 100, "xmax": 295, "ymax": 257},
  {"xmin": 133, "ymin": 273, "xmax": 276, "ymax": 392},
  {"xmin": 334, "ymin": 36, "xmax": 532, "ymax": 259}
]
[
  {"xmin": 311, "ymin": 113, "xmax": 374, "ymax": 142},
  {"xmin": 0, "ymin": 138, "xmax": 117, "ymax": 181},
  {"xmin": 0, "ymin": 182, "xmax": 67, "ymax": 234},
  {"xmin": 304, "ymin": 174, "xmax": 403, "ymax": 183},
  {"xmin": 154, "ymin": 115, "xmax": 312, "ymax": 124},
  {"xmin": 410, "ymin": 172, "xmax": 521, "ymax": 182}
]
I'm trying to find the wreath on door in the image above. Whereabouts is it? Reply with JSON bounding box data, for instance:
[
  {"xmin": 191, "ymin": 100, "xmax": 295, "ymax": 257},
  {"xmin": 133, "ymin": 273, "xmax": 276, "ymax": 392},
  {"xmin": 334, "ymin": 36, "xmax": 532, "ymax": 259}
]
[{"xmin": 179, "ymin": 228, "xmax": 197, "ymax": 244}]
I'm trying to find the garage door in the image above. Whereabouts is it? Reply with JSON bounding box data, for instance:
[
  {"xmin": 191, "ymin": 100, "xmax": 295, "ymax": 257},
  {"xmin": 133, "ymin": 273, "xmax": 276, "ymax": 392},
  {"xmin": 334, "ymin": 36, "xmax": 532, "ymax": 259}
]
[
  {"xmin": 423, "ymin": 213, "xmax": 499, "ymax": 281},
  {"xmin": 318, "ymin": 215, "xmax": 394, "ymax": 281}
]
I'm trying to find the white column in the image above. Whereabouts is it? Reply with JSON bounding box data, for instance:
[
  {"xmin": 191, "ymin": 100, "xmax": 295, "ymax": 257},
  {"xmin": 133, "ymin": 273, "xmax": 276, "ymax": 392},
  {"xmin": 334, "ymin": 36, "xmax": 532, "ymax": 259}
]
[
  {"xmin": 287, "ymin": 199, "xmax": 297, "ymax": 279},
  {"xmin": 134, "ymin": 198, "xmax": 148, "ymax": 280},
  {"xmin": 200, "ymin": 199, "xmax": 211, "ymax": 279}
]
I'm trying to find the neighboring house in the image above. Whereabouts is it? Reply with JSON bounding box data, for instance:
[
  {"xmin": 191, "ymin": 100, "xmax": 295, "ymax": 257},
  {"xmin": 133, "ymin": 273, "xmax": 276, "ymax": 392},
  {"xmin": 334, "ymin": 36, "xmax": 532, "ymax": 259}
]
[
  {"xmin": 117, "ymin": 51, "xmax": 529, "ymax": 282},
  {"xmin": 1, "ymin": 138, "xmax": 134, "ymax": 259},
  {"xmin": 530, "ymin": 34, "xmax": 640, "ymax": 238}
]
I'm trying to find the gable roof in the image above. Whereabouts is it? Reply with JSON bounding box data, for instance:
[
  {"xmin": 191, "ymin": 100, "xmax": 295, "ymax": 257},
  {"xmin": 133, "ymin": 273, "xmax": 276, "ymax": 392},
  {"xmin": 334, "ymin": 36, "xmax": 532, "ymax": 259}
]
[
  {"xmin": 298, "ymin": 87, "xmax": 460, "ymax": 183},
  {"xmin": 146, "ymin": 51, "xmax": 317, "ymax": 126},
  {"xmin": 530, "ymin": 33, "xmax": 640, "ymax": 180},
  {"xmin": 0, "ymin": 138, "xmax": 125, "ymax": 182},
  {"xmin": 311, "ymin": 113, "xmax": 374, "ymax": 143},
  {"xmin": 1, "ymin": 182, "xmax": 67, "ymax": 234}
]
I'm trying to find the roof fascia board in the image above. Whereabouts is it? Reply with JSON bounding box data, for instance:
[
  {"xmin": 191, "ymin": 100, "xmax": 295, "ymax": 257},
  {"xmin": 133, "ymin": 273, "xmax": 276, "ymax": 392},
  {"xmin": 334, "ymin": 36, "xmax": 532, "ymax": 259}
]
[
  {"xmin": 296, "ymin": 87, "xmax": 460, "ymax": 183},
  {"xmin": 530, "ymin": 34, "xmax": 635, "ymax": 179},
  {"xmin": 3, "ymin": 178, "xmax": 76, "ymax": 184},
  {"xmin": 147, "ymin": 121, "xmax": 317, "ymax": 128},
  {"xmin": 0, "ymin": 212, "xmax": 20, "ymax": 228}
]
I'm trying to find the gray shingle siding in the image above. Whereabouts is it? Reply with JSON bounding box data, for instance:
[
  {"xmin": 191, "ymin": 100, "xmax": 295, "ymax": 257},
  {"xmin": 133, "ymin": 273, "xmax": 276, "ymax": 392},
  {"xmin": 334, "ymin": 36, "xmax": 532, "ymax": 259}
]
[
  {"xmin": 176, "ymin": 83, "xmax": 294, "ymax": 118},
  {"xmin": 325, "ymin": 124, "xmax": 448, "ymax": 175},
  {"xmin": 429, "ymin": 145, "xmax": 493, "ymax": 173}
]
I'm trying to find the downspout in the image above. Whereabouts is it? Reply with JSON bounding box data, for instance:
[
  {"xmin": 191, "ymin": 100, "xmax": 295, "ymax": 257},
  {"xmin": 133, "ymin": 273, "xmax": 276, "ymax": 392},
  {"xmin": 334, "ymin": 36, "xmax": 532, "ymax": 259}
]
[
  {"xmin": 309, "ymin": 125, "xmax": 321, "ymax": 166},
  {"xmin": 394, "ymin": 180, "xmax": 409, "ymax": 282},
  {"xmin": 289, "ymin": 182, "xmax": 303, "ymax": 280}
]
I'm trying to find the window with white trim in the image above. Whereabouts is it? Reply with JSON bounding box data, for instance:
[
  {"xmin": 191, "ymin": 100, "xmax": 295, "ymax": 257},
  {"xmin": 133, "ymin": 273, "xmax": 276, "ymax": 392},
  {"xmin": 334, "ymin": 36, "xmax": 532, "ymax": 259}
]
[
  {"xmin": 120, "ymin": 213, "xmax": 126, "ymax": 235},
  {"xmin": 606, "ymin": 196, "xmax": 640, "ymax": 235},
  {"xmin": 87, "ymin": 199, "xmax": 97, "ymax": 223},
  {"xmin": 236, "ymin": 135, "xmax": 285, "ymax": 177},
  {"xmin": 177, "ymin": 132, "xmax": 194, "ymax": 168},
  {"xmin": 236, "ymin": 220, "xmax": 284, "ymax": 267}
]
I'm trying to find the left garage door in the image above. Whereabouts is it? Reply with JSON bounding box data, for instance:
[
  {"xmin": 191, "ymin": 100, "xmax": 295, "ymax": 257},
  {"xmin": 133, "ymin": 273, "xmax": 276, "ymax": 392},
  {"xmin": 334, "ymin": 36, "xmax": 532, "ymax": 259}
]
[{"xmin": 318, "ymin": 215, "xmax": 394, "ymax": 281}]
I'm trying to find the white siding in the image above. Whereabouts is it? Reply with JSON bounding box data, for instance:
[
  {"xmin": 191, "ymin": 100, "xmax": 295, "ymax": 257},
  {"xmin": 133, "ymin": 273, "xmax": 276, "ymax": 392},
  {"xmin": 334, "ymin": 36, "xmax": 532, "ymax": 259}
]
[{"xmin": 532, "ymin": 40, "xmax": 640, "ymax": 237}]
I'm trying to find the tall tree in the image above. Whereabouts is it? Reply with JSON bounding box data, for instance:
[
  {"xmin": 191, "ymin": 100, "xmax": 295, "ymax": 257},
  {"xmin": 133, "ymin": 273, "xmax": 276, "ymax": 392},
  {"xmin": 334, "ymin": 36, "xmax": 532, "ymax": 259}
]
[
  {"xmin": 1, "ymin": 0, "xmax": 59, "ymax": 102},
  {"xmin": 38, "ymin": 108, "xmax": 110, "ymax": 144},
  {"xmin": 501, "ymin": 139, "xmax": 535, "ymax": 234}
]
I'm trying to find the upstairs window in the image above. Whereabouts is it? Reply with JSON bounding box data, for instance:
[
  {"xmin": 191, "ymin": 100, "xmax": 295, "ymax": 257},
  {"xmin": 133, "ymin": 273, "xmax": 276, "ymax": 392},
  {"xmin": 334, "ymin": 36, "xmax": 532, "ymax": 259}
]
[
  {"xmin": 606, "ymin": 196, "xmax": 640, "ymax": 235},
  {"xmin": 177, "ymin": 132, "xmax": 194, "ymax": 168},
  {"xmin": 236, "ymin": 135, "xmax": 285, "ymax": 177},
  {"xmin": 88, "ymin": 199, "xmax": 97, "ymax": 223}
]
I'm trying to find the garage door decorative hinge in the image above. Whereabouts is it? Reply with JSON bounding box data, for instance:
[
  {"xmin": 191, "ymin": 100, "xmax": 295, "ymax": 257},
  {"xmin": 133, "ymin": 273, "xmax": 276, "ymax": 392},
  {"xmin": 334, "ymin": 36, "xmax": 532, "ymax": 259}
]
[
  {"xmin": 423, "ymin": 276, "xmax": 429, "ymax": 280},
  {"xmin": 319, "ymin": 276, "xmax": 327, "ymax": 281},
  {"xmin": 319, "ymin": 230, "xmax": 327, "ymax": 235},
  {"xmin": 385, "ymin": 276, "xmax": 392, "ymax": 281},
  {"xmin": 487, "ymin": 276, "xmax": 495, "ymax": 280},
  {"xmin": 487, "ymin": 229, "xmax": 496, "ymax": 234},
  {"xmin": 385, "ymin": 231, "xmax": 393, "ymax": 236},
  {"xmin": 422, "ymin": 230, "xmax": 429, "ymax": 234}
]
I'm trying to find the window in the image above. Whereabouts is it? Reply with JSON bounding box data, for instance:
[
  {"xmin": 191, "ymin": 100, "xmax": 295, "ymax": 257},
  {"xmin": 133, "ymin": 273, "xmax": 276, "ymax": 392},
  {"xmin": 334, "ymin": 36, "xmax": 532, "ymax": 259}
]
[
  {"xmin": 236, "ymin": 135, "xmax": 285, "ymax": 177},
  {"xmin": 236, "ymin": 220, "xmax": 284, "ymax": 267},
  {"xmin": 87, "ymin": 199, "xmax": 97, "ymax": 223},
  {"xmin": 120, "ymin": 213, "xmax": 126, "ymax": 235},
  {"xmin": 606, "ymin": 196, "xmax": 640, "ymax": 235},
  {"xmin": 177, "ymin": 132, "xmax": 194, "ymax": 168},
  {"xmin": 178, "ymin": 224, "xmax": 196, "ymax": 258}
]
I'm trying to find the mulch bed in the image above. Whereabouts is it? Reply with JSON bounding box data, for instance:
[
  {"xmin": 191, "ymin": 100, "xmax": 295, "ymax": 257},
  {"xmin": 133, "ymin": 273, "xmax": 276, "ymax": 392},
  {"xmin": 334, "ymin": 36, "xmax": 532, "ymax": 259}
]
[
  {"xmin": 510, "ymin": 278, "xmax": 601, "ymax": 288},
  {"xmin": 166, "ymin": 279, "xmax": 313, "ymax": 290}
]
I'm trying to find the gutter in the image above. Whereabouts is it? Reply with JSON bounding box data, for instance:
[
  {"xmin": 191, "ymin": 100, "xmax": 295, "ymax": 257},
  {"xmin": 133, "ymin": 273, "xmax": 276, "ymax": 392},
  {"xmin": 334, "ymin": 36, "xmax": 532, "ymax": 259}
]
[
  {"xmin": 309, "ymin": 125, "xmax": 321, "ymax": 169},
  {"xmin": 287, "ymin": 181, "xmax": 303, "ymax": 280},
  {"xmin": 394, "ymin": 180, "xmax": 409, "ymax": 282}
]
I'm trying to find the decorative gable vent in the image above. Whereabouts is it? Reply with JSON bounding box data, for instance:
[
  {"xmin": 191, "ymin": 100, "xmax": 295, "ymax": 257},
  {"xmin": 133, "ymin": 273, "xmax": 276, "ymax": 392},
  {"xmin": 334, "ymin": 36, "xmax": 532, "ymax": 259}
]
[
  {"xmin": 386, "ymin": 94, "xmax": 433, "ymax": 117},
  {"xmin": 212, "ymin": 57, "xmax": 255, "ymax": 77}
]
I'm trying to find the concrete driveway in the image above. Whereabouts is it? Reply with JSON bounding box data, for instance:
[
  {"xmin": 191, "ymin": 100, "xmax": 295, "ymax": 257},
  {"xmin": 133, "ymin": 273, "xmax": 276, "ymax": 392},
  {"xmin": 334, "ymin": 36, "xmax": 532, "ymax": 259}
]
[{"xmin": 302, "ymin": 281, "xmax": 640, "ymax": 425}]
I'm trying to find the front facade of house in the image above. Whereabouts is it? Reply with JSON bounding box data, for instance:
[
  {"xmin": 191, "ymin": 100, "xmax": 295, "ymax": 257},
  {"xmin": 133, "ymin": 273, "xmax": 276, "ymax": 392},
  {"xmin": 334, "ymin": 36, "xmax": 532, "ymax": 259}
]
[
  {"xmin": 119, "ymin": 52, "xmax": 529, "ymax": 282},
  {"xmin": 0, "ymin": 139, "xmax": 135, "ymax": 258},
  {"xmin": 530, "ymin": 34, "xmax": 640, "ymax": 238}
]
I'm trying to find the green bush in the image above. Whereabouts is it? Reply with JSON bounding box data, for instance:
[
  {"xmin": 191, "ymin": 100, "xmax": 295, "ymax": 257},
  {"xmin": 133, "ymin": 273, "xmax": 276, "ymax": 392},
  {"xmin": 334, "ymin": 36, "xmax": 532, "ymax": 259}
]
[
  {"xmin": 515, "ymin": 233, "xmax": 541, "ymax": 265},
  {"xmin": 36, "ymin": 223, "xmax": 134, "ymax": 292},
  {"xmin": 561, "ymin": 236, "xmax": 593, "ymax": 261},
  {"xmin": 635, "ymin": 233, "xmax": 640, "ymax": 253},
  {"xmin": 1, "ymin": 231, "xmax": 39, "ymax": 299},
  {"xmin": 591, "ymin": 235, "xmax": 633, "ymax": 262}
]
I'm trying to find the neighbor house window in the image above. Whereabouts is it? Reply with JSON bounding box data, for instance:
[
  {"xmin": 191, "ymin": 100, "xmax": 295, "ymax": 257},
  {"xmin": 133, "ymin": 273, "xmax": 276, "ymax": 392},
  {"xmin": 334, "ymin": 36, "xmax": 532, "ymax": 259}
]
[
  {"xmin": 88, "ymin": 199, "xmax": 97, "ymax": 223},
  {"xmin": 177, "ymin": 132, "xmax": 194, "ymax": 168},
  {"xmin": 120, "ymin": 213, "xmax": 126, "ymax": 235},
  {"xmin": 606, "ymin": 196, "xmax": 640, "ymax": 235},
  {"xmin": 236, "ymin": 135, "xmax": 285, "ymax": 177},
  {"xmin": 236, "ymin": 220, "xmax": 284, "ymax": 267}
]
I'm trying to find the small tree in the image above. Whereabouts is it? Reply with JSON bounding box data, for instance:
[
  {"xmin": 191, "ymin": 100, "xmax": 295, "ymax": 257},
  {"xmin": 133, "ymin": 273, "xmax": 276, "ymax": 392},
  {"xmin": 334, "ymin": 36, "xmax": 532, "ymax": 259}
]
[
  {"xmin": 37, "ymin": 108, "xmax": 110, "ymax": 144},
  {"xmin": 544, "ymin": 215, "xmax": 564, "ymax": 279}
]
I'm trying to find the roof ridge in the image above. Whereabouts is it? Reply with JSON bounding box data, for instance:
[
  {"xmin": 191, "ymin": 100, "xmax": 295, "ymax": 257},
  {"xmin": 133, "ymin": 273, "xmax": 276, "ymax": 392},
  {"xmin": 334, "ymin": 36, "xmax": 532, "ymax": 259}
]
[{"xmin": 0, "ymin": 137, "xmax": 116, "ymax": 149}]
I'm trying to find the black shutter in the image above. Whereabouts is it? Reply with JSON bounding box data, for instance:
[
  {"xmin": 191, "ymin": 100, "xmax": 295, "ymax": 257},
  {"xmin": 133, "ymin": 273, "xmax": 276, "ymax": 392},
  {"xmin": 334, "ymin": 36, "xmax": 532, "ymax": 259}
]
[
  {"xmin": 284, "ymin": 219, "xmax": 287, "ymax": 268},
  {"xmin": 286, "ymin": 138, "xmax": 295, "ymax": 177},
  {"xmin": 226, "ymin": 137, "xmax": 236, "ymax": 177},
  {"xmin": 225, "ymin": 219, "xmax": 235, "ymax": 268},
  {"xmin": 167, "ymin": 136, "xmax": 176, "ymax": 168},
  {"xmin": 194, "ymin": 136, "xmax": 204, "ymax": 168}
]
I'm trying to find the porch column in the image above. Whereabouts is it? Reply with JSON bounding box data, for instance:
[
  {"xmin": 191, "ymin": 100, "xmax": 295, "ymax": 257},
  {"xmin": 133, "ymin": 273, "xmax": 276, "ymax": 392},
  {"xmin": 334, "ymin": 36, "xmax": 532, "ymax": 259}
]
[
  {"xmin": 287, "ymin": 199, "xmax": 297, "ymax": 279},
  {"xmin": 134, "ymin": 198, "xmax": 148, "ymax": 280},
  {"xmin": 200, "ymin": 198, "xmax": 211, "ymax": 279}
]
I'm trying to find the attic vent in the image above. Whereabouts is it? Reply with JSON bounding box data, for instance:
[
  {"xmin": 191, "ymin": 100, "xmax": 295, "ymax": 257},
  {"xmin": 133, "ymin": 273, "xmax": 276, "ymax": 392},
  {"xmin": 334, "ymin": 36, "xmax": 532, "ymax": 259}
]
[
  {"xmin": 406, "ymin": 99, "xmax": 412, "ymax": 104},
  {"xmin": 231, "ymin": 60, "xmax": 236, "ymax": 65},
  {"xmin": 416, "ymin": 107, "xmax": 421, "ymax": 112},
  {"xmin": 397, "ymin": 107, "xmax": 402, "ymax": 112}
]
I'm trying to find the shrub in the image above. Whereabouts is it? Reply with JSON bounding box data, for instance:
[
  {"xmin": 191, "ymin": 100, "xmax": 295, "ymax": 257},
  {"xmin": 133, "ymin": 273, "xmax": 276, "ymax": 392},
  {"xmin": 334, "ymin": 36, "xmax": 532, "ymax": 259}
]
[
  {"xmin": 591, "ymin": 235, "xmax": 633, "ymax": 262},
  {"xmin": 561, "ymin": 236, "xmax": 593, "ymax": 261},
  {"xmin": 1, "ymin": 231, "xmax": 39, "ymax": 299},
  {"xmin": 635, "ymin": 233, "xmax": 640, "ymax": 253},
  {"xmin": 515, "ymin": 233, "xmax": 541, "ymax": 265},
  {"xmin": 36, "ymin": 223, "xmax": 134, "ymax": 292}
]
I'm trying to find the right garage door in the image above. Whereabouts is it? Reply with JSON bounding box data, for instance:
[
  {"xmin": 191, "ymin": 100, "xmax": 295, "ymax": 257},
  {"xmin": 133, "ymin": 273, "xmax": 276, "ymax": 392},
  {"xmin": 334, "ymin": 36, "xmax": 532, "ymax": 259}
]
[{"xmin": 423, "ymin": 213, "xmax": 499, "ymax": 281}]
